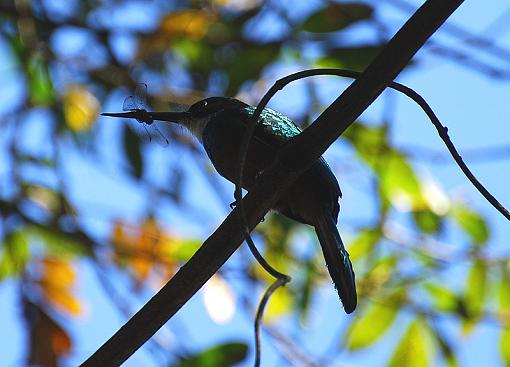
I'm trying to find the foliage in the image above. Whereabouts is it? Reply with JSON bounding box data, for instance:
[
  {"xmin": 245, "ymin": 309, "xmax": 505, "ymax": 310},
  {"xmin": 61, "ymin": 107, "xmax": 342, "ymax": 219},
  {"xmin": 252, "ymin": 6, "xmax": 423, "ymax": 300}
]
[{"xmin": 0, "ymin": 1, "xmax": 506, "ymax": 366}]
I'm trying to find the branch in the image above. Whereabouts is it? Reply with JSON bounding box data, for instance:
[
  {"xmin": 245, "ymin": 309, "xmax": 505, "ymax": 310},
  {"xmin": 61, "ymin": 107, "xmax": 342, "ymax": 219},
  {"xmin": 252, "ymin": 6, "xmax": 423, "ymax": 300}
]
[{"xmin": 81, "ymin": 1, "xmax": 464, "ymax": 365}]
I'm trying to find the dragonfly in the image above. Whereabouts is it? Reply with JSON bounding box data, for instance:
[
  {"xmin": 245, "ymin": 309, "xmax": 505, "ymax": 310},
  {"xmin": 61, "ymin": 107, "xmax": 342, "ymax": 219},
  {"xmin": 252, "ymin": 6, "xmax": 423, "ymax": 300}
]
[{"xmin": 102, "ymin": 84, "xmax": 188, "ymax": 146}]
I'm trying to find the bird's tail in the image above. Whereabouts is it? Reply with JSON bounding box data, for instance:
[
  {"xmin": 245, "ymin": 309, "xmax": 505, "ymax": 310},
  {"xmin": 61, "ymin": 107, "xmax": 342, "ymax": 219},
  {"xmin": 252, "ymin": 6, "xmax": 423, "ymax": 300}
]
[{"xmin": 314, "ymin": 214, "xmax": 357, "ymax": 313}]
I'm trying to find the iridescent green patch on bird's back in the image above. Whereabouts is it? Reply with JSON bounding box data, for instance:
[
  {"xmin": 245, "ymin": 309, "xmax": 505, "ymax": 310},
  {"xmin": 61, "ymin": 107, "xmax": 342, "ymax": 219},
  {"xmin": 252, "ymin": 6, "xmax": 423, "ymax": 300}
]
[{"xmin": 244, "ymin": 106, "xmax": 302, "ymax": 141}]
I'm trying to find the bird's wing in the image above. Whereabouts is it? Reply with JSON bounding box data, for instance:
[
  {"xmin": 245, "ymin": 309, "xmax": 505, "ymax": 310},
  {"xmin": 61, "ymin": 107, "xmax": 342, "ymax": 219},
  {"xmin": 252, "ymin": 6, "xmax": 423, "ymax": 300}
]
[{"xmin": 237, "ymin": 106, "xmax": 342, "ymax": 198}]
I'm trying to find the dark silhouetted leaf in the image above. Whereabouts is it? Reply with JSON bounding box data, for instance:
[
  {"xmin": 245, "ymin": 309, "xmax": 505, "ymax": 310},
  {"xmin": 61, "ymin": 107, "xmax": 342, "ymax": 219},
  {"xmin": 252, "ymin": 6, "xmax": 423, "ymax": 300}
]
[
  {"xmin": 302, "ymin": 3, "xmax": 373, "ymax": 33},
  {"xmin": 123, "ymin": 125, "xmax": 143, "ymax": 179},
  {"xmin": 175, "ymin": 342, "xmax": 248, "ymax": 367}
]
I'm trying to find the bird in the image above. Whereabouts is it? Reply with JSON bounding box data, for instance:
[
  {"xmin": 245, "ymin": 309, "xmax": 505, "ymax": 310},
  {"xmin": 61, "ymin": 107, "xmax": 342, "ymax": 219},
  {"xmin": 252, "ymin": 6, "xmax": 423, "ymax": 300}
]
[{"xmin": 102, "ymin": 96, "xmax": 357, "ymax": 313}]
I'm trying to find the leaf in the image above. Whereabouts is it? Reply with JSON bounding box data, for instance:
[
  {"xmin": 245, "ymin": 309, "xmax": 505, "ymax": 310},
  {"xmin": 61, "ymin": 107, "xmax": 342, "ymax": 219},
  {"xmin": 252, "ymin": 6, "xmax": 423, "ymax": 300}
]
[
  {"xmin": 27, "ymin": 55, "xmax": 54, "ymax": 105},
  {"xmin": 175, "ymin": 342, "xmax": 248, "ymax": 367},
  {"xmin": 203, "ymin": 275, "xmax": 236, "ymax": 324},
  {"xmin": 413, "ymin": 209, "xmax": 442, "ymax": 234},
  {"xmin": 63, "ymin": 85, "xmax": 99, "ymax": 132},
  {"xmin": 464, "ymin": 259, "xmax": 487, "ymax": 319},
  {"xmin": 316, "ymin": 45, "xmax": 383, "ymax": 71},
  {"xmin": 39, "ymin": 257, "xmax": 82, "ymax": 316},
  {"xmin": 302, "ymin": 3, "xmax": 373, "ymax": 33},
  {"xmin": 158, "ymin": 10, "xmax": 216, "ymax": 40},
  {"xmin": 501, "ymin": 328, "xmax": 510, "ymax": 367},
  {"xmin": 452, "ymin": 205, "xmax": 489, "ymax": 246},
  {"xmin": 348, "ymin": 228, "xmax": 381, "ymax": 262},
  {"xmin": 24, "ymin": 298, "xmax": 73, "ymax": 367},
  {"xmin": 387, "ymin": 319, "xmax": 431, "ymax": 367},
  {"xmin": 345, "ymin": 301, "xmax": 399, "ymax": 350},
  {"xmin": 424, "ymin": 283, "xmax": 458, "ymax": 313},
  {"xmin": 378, "ymin": 151, "xmax": 424, "ymax": 211},
  {"xmin": 0, "ymin": 230, "xmax": 30, "ymax": 280},
  {"xmin": 123, "ymin": 124, "xmax": 143, "ymax": 179},
  {"xmin": 264, "ymin": 285, "xmax": 293, "ymax": 322}
]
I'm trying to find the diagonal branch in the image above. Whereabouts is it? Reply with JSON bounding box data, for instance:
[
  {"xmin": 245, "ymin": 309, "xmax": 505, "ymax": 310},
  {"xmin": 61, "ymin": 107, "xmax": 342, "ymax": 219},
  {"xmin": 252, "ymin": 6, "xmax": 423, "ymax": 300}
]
[{"xmin": 80, "ymin": 0, "xmax": 464, "ymax": 365}]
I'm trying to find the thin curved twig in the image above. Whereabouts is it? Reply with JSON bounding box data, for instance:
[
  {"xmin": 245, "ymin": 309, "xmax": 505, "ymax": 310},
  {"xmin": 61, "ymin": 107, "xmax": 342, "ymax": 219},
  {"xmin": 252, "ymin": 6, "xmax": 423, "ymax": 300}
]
[{"xmin": 238, "ymin": 68, "xmax": 509, "ymax": 224}]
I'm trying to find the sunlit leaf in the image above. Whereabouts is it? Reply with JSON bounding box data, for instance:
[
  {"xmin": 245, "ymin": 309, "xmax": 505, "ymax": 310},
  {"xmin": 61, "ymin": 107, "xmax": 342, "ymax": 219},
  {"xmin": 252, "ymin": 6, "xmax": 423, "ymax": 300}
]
[
  {"xmin": 501, "ymin": 328, "xmax": 510, "ymax": 367},
  {"xmin": 175, "ymin": 342, "xmax": 248, "ymax": 367},
  {"xmin": 159, "ymin": 10, "xmax": 216, "ymax": 40},
  {"xmin": 424, "ymin": 283, "xmax": 458, "ymax": 313},
  {"xmin": 302, "ymin": 3, "xmax": 373, "ymax": 33},
  {"xmin": 362, "ymin": 256, "xmax": 398, "ymax": 291},
  {"xmin": 379, "ymin": 151, "xmax": 424, "ymax": 211},
  {"xmin": 123, "ymin": 124, "xmax": 143, "ymax": 179},
  {"xmin": 0, "ymin": 230, "xmax": 30, "ymax": 280},
  {"xmin": 26, "ymin": 226, "xmax": 91, "ymax": 257},
  {"xmin": 346, "ymin": 300, "xmax": 399, "ymax": 350},
  {"xmin": 264, "ymin": 285, "xmax": 293, "ymax": 322},
  {"xmin": 27, "ymin": 55, "xmax": 54, "ymax": 105},
  {"xmin": 452, "ymin": 205, "xmax": 489, "ymax": 246},
  {"xmin": 38, "ymin": 257, "xmax": 82, "ymax": 316},
  {"xmin": 388, "ymin": 319, "xmax": 432, "ymax": 367},
  {"xmin": 464, "ymin": 259, "xmax": 487, "ymax": 319},
  {"xmin": 63, "ymin": 85, "xmax": 100, "ymax": 132},
  {"xmin": 316, "ymin": 45, "xmax": 382, "ymax": 71},
  {"xmin": 203, "ymin": 274, "xmax": 236, "ymax": 324},
  {"xmin": 348, "ymin": 228, "xmax": 381, "ymax": 262},
  {"xmin": 24, "ymin": 183, "xmax": 61, "ymax": 214}
]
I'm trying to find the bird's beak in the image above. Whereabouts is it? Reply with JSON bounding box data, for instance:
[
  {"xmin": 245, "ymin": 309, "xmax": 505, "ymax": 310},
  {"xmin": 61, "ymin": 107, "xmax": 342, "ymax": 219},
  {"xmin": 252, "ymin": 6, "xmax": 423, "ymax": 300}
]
[{"xmin": 101, "ymin": 111, "xmax": 191, "ymax": 124}]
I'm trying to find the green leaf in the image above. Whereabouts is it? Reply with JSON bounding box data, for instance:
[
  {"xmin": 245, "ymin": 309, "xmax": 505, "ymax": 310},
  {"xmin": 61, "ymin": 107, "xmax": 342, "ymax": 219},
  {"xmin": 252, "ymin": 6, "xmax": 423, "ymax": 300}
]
[
  {"xmin": 316, "ymin": 45, "xmax": 383, "ymax": 71},
  {"xmin": 413, "ymin": 209, "xmax": 442, "ymax": 234},
  {"xmin": 348, "ymin": 228, "xmax": 381, "ymax": 262},
  {"xmin": 123, "ymin": 125, "xmax": 143, "ymax": 179},
  {"xmin": 344, "ymin": 122, "xmax": 388, "ymax": 166},
  {"xmin": 388, "ymin": 319, "xmax": 431, "ymax": 367},
  {"xmin": 378, "ymin": 151, "xmax": 424, "ymax": 210},
  {"xmin": 26, "ymin": 226, "xmax": 92, "ymax": 257},
  {"xmin": 501, "ymin": 328, "xmax": 510, "ymax": 367},
  {"xmin": 424, "ymin": 283, "xmax": 458, "ymax": 312},
  {"xmin": 302, "ymin": 3, "xmax": 373, "ymax": 33},
  {"xmin": 0, "ymin": 230, "xmax": 30, "ymax": 280},
  {"xmin": 499, "ymin": 268, "xmax": 510, "ymax": 309},
  {"xmin": 345, "ymin": 300, "xmax": 399, "ymax": 350},
  {"xmin": 27, "ymin": 55, "xmax": 54, "ymax": 105},
  {"xmin": 452, "ymin": 205, "xmax": 489, "ymax": 245},
  {"xmin": 174, "ymin": 342, "xmax": 248, "ymax": 367},
  {"xmin": 464, "ymin": 260, "xmax": 487, "ymax": 318}
]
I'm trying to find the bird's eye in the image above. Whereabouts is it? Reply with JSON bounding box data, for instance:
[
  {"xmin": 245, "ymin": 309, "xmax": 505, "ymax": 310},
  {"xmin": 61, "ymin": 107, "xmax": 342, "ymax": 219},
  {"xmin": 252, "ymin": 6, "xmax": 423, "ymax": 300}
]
[{"xmin": 202, "ymin": 101, "xmax": 208, "ymax": 108}]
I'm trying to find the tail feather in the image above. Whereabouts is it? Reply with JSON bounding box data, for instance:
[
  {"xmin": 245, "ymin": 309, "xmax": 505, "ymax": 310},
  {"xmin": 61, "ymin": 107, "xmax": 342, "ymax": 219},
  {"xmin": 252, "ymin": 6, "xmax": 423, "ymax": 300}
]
[{"xmin": 314, "ymin": 215, "xmax": 357, "ymax": 313}]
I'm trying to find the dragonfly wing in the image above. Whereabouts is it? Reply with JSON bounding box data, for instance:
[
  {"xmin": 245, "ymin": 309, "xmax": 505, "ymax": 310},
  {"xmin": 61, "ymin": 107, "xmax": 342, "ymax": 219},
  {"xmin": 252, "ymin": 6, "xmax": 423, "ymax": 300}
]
[
  {"xmin": 134, "ymin": 83, "xmax": 148, "ymax": 109},
  {"xmin": 122, "ymin": 95, "xmax": 136, "ymax": 111},
  {"xmin": 148, "ymin": 121, "xmax": 171, "ymax": 146}
]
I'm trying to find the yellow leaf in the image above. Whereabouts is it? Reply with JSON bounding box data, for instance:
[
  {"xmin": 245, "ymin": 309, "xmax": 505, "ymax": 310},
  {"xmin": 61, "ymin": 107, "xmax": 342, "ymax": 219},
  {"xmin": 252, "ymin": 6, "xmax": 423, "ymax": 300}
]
[
  {"xmin": 203, "ymin": 274, "xmax": 236, "ymax": 324},
  {"xmin": 41, "ymin": 257, "xmax": 76, "ymax": 288},
  {"xmin": 63, "ymin": 85, "xmax": 99, "ymax": 132},
  {"xmin": 43, "ymin": 286, "xmax": 82, "ymax": 316},
  {"xmin": 264, "ymin": 286, "xmax": 292, "ymax": 322},
  {"xmin": 159, "ymin": 10, "xmax": 216, "ymax": 40}
]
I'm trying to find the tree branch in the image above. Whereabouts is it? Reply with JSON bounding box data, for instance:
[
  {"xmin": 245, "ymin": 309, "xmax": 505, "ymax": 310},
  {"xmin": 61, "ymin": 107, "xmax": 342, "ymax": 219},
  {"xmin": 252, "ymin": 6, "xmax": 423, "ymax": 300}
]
[{"xmin": 81, "ymin": 0, "xmax": 464, "ymax": 365}]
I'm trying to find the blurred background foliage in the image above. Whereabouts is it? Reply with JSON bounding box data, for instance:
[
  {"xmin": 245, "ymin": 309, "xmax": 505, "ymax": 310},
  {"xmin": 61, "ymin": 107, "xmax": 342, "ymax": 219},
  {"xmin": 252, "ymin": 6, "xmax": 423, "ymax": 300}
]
[{"xmin": 0, "ymin": 0, "xmax": 509, "ymax": 366}]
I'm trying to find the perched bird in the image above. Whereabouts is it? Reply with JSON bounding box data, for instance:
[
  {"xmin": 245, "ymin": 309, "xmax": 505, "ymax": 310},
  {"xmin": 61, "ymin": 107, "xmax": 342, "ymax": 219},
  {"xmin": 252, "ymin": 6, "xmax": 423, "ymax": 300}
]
[{"xmin": 102, "ymin": 97, "xmax": 357, "ymax": 313}]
